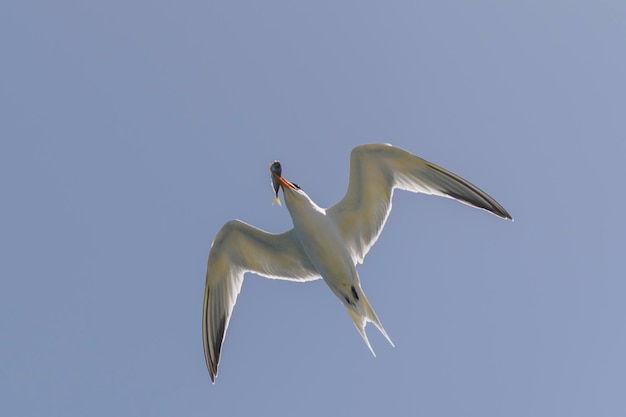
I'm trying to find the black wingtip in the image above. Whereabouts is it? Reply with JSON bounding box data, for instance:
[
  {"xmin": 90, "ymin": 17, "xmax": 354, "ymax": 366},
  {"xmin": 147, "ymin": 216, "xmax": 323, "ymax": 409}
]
[
  {"xmin": 498, "ymin": 209, "xmax": 513, "ymax": 221},
  {"xmin": 207, "ymin": 313, "xmax": 227, "ymax": 384},
  {"xmin": 497, "ymin": 206, "xmax": 514, "ymax": 221}
]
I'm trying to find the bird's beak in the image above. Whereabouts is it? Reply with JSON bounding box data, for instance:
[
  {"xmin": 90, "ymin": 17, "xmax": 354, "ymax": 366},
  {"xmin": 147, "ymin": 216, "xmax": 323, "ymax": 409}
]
[
  {"xmin": 275, "ymin": 174, "xmax": 297, "ymax": 191},
  {"xmin": 269, "ymin": 162, "xmax": 297, "ymax": 192},
  {"xmin": 269, "ymin": 161, "xmax": 296, "ymax": 206}
]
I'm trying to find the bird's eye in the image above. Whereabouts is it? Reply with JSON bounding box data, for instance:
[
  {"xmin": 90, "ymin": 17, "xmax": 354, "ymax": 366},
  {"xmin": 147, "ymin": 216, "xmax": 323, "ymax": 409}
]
[{"xmin": 292, "ymin": 183, "xmax": 301, "ymax": 189}]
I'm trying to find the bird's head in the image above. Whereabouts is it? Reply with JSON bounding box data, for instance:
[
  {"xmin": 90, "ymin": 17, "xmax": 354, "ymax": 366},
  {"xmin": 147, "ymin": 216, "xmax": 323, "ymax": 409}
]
[{"xmin": 269, "ymin": 160, "xmax": 303, "ymax": 206}]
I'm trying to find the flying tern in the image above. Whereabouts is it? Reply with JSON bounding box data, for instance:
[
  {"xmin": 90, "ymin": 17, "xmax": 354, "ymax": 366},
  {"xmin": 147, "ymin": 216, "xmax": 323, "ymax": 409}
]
[{"xmin": 203, "ymin": 143, "xmax": 512, "ymax": 382}]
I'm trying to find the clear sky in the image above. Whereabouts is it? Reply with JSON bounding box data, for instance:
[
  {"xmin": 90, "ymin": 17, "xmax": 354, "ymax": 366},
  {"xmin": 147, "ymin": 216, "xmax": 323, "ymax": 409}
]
[{"xmin": 2, "ymin": 1, "xmax": 625, "ymax": 416}]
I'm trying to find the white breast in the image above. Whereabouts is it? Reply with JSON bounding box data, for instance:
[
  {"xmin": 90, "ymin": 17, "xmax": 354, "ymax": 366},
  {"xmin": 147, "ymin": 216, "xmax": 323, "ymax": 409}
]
[{"xmin": 283, "ymin": 187, "xmax": 358, "ymax": 296}]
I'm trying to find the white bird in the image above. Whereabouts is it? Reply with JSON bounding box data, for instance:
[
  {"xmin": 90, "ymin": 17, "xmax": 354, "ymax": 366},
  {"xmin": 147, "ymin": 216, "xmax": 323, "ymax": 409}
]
[{"xmin": 202, "ymin": 143, "xmax": 512, "ymax": 382}]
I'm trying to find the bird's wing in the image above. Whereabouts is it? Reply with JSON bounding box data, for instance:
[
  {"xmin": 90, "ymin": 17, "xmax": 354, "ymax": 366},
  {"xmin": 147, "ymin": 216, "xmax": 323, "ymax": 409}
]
[
  {"xmin": 202, "ymin": 219, "xmax": 320, "ymax": 382},
  {"xmin": 327, "ymin": 143, "xmax": 512, "ymax": 264}
]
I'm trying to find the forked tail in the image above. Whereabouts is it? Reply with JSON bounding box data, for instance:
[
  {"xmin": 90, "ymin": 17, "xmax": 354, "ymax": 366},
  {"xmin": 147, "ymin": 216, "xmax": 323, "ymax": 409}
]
[{"xmin": 346, "ymin": 293, "xmax": 395, "ymax": 356}]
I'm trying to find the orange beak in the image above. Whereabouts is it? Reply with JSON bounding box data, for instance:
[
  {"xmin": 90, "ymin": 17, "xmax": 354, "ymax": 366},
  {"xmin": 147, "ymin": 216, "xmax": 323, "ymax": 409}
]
[
  {"xmin": 269, "ymin": 161, "xmax": 296, "ymax": 192},
  {"xmin": 275, "ymin": 174, "xmax": 297, "ymax": 190}
]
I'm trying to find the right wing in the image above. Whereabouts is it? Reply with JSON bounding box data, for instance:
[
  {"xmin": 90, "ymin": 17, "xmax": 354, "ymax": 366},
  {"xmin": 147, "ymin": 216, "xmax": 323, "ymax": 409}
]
[{"xmin": 202, "ymin": 220, "xmax": 320, "ymax": 383}]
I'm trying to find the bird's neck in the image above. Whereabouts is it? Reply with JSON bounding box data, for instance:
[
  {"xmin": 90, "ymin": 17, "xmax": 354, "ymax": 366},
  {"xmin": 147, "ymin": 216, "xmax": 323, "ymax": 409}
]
[{"xmin": 284, "ymin": 190, "xmax": 326, "ymax": 220}]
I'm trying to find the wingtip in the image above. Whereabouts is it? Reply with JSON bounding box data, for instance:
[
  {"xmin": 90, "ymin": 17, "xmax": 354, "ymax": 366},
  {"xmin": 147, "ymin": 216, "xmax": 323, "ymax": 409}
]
[
  {"xmin": 203, "ymin": 308, "xmax": 226, "ymax": 385},
  {"xmin": 491, "ymin": 205, "xmax": 513, "ymax": 221},
  {"xmin": 501, "ymin": 213, "xmax": 513, "ymax": 221},
  {"xmin": 207, "ymin": 360, "xmax": 217, "ymax": 384},
  {"xmin": 209, "ymin": 363, "xmax": 217, "ymax": 383},
  {"xmin": 501, "ymin": 210, "xmax": 514, "ymax": 221}
]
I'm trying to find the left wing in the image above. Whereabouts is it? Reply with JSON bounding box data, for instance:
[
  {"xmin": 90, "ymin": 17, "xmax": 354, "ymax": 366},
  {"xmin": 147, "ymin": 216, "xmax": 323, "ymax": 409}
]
[{"xmin": 327, "ymin": 143, "xmax": 512, "ymax": 264}]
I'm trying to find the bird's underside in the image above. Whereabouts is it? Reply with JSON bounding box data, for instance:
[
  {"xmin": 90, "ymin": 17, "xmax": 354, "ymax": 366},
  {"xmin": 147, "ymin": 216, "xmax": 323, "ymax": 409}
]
[{"xmin": 202, "ymin": 143, "xmax": 512, "ymax": 382}]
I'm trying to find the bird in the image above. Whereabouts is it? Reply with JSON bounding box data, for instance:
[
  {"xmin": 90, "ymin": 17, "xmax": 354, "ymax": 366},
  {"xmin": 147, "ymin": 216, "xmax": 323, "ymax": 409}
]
[{"xmin": 202, "ymin": 143, "xmax": 512, "ymax": 383}]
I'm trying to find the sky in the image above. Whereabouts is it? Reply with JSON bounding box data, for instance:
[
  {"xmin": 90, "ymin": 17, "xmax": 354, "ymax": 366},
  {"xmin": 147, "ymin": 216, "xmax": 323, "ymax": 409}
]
[{"xmin": 1, "ymin": 1, "xmax": 625, "ymax": 416}]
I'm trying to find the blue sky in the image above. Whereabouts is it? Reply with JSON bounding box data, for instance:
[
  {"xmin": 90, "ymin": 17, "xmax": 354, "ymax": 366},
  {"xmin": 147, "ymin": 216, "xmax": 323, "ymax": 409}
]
[{"xmin": 1, "ymin": 1, "xmax": 625, "ymax": 416}]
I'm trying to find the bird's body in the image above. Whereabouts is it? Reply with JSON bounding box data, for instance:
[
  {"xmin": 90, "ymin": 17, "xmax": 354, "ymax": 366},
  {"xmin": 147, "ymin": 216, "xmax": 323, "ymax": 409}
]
[
  {"xmin": 203, "ymin": 143, "xmax": 512, "ymax": 382},
  {"xmin": 282, "ymin": 178, "xmax": 393, "ymax": 353},
  {"xmin": 284, "ymin": 187, "xmax": 356, "ymax": 303}
]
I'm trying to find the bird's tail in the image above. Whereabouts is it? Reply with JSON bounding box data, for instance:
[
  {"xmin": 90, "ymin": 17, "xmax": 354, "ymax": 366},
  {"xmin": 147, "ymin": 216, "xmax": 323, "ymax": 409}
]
[{"xmin": 346, "ymin": 293, "xmax": 395, "ymax": 356}]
